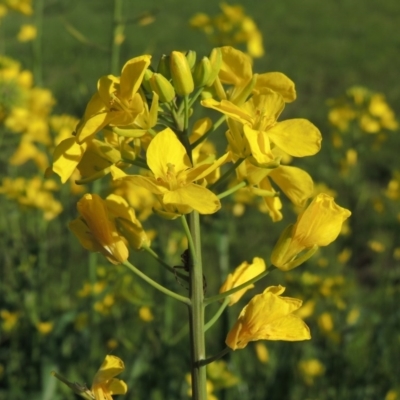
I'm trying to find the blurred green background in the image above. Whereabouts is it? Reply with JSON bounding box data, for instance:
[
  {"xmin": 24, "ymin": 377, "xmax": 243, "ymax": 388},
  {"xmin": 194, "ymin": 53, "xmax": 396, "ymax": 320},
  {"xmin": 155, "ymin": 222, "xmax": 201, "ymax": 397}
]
[{"xmin": 1, "ymin": 0, "xmax": 400, "ymax": 399}]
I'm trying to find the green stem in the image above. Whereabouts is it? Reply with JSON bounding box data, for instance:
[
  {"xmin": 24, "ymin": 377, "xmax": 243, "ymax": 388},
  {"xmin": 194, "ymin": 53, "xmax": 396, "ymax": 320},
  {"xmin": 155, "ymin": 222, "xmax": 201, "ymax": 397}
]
[
  {"xmin": 186, "ymin": 212, "xmax": 207, "ymax": 400},
  {"xmin": 143, "ymin": 246, "xmax": 188, "ymax": 281},
  {"xmin": 209, "ymin": 158, "xmax": 245, "ymax": 191},
  {"xmin": 110, "ymin": 0, "xmax": 125, "ymax": 74},
  {"xmin": 123, "ymin": 260, "xmax": 190, "ymax": 305},
  {"xmin": 197, "ymin": 347, "xmax": 231, "ymax": 367},
  {"xmin": 204, "ymin": 269, "xmax": 269, "ymax": 306},
  {"xmin": 217, "ymin": 181, "xmax": 247, "ymax": 199},
  {"xmin": 188, "ymin": 87, "xmax": 204, "ymax": 109},
  {"xmin": 33, "ymin": 0, "xmax": 44, "ymax": 85},
  {"xmin": 121, "ymin": 157, "xmax": 150, "ymax": 170},
  {"xmin": 204, "ymin": 297, "xmax": 230, "ymax": 332}
]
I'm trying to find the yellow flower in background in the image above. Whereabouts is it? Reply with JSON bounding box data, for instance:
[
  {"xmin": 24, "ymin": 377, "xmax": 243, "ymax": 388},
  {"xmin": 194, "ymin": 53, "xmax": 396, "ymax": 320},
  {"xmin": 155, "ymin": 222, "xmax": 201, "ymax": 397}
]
[
  {"xmin": 112, "ymin": 128, "xmax": 228, "ymax": 215},
  {"xmin": 220, "ymin": 257, "xmax": 266, "ymax": 305},
  {"xmin": 271, "ymin": 193, "xmax": 351, "ymax": 271},
  {"xmin": 139, "ymin": 306, "xmax": 154, "ymax": 322},
  {"xmin": 226, "ymin": 285, "xmax": 310, "ymax": 350},
  {"xmin": 298, "ymin": 359, "xmax": 325, "ymax": 385},
  {"xmin": 91, "ymin": 355, "xmax": 128, "ymax": 400},
  {"xmin": 328, "ymin": 85, "xmax": 398, "ymax": 134},
  {"xmin": 75, "ymin": 55, "xmax": 151, "ymax": 142},
  {"xmin": 0, "ymin": 309, "xmax": 20, "ymax": 331},
  {"xmin": 69, "ymin": 194, "xmax": 129, "ymax": 264},
  {"xmin": 385, "ymin": 390, "xmax": 399, "ymax": 400},
  {"xmin": 17, "ymin": 24, "xmax": 37, "ymax": 42},
  {"xmin": 36, "ymin": 321, "xmax": 54, "ymax": 335},
  {"xmin": 190, "ymin": 3, "xmax": 265, "ymax": 58},
  {"xmin": 318, "ymin": 312, "xmax": 334, "ymax": 333},
  {"xmin": 0, "ymin": 176, "xmax": 62, "ymax": 220},
  {"xmin": 1, "ymin": 0, "xmax": 32, "ymax": 15},
  {"xmin": 255, "ymin": 342, "xmax": 269, "ymax": 364}
]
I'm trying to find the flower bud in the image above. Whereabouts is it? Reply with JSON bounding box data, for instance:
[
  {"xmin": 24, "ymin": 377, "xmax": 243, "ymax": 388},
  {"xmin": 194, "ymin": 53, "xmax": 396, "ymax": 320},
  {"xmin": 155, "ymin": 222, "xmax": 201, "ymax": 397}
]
[
  {"xmin": 170, "ymin": 51, "xmax": 194, "ymax": 96},
  {"xmin": 193, "ymin": 57, "xmax": 212, "ymax": 87},
  {"xmin": 205, "ymin": 47, "xmax": 222, "ymax": 87},
  {"xmin": 142, "ymin": 68, "xmax": 154, "ymax": 93},
  {"xmin": 150, "ymin": 73, "xmax": 176, "ymax": 103},
  {"xmin": 157, "ymin": 54, "xmax": 171, "ymax": 79},
  {"xmin": 185, "ymin": 50, "xmax": 197, "ymax": 70}
]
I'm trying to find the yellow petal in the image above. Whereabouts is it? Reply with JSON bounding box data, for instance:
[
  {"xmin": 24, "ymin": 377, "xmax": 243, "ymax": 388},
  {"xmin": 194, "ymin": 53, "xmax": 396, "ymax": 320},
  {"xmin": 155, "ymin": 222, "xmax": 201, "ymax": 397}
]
[
  {"xmin": 163, "ymin": 184, "xmax": 221, "ymax": 214},
  {"xmin": 93, "ymin": 355, "xmax": 125, "ymax": 384},
  {"xmin": 269, "ymin": 166, "xmax": 313, "ymax": 207},
  {"xmin": 218, "ymin": 46, "xmax": 253, "ymax": 87},
  {"xmin": 201, "ymin": 98, "xmax": 253, "ymax": 125},
  {"xmin": 226, "ymin": 287, "xmax": 310, "ymax": 350},
  {"xmin": 293, "ymin": 193, "xmax": 351, "ymax": 247},
  {"xmin": 120, "ymin": 55, "xmax": 151, "ymax": 100},
  {"xmin": 76, "ymin": 112, "xmax": 119, "ymax": 143},
  {"xmin": 69, "ymin": 217, "xmax": 99, "ymax": 252},
  {"xmin": 255, "ymin": 72, "xmax": 296, "ymax": 102},
  {"xmin": 122, "ymin": 175, "xmax": 168, "ymax": 195},
  {"xmin": 243, "ymin": 125, "xmax": 274, "ymax": 165},
  {"xmin": 220, "ymin": 257, "xmax": 266, "ymax": 305},
  {"xmin": 97, "ymin": 75, "xmax": 119, "ymax": 106},
  {"xmin": 267, "ymin": 119, "xmax": 322, "ymax": 157},
  {"xmin": 106, "ymin": 378, "xmax": 128, "ymax": 395},
  {"xmin": 53, "ymin": 137, "xmax": 87, "ymax": 183},
  {"xmin": 147, "ymin": 128, "xmax": 191, "ymax": 178}
]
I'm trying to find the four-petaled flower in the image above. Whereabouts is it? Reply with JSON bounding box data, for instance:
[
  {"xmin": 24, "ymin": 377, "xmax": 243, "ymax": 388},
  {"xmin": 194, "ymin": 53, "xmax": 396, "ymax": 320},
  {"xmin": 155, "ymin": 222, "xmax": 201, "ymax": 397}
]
[
  {"xmin": 226, "ymin": 285, "xmax": 311, "ymax": 350},
  {"xmin": 111, "ymin": 128, "xmax": 229, "ymax": 216}
]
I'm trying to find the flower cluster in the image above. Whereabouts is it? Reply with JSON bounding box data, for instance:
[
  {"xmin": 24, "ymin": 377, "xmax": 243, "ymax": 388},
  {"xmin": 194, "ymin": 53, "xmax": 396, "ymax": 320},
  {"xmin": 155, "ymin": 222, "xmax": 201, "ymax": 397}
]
[
  {"xmin": 190, "ymin": 3, "xmax": 264, "ymax": 58},
  {"xmin": 328, "ymin": 86, "xmax": 398, "ymax": 135},
  {"xmin": 0, "ymin": 56, "xmax": 81, "ymax": 219},
  {"xmin": 49, "ymin": 45, "xmax": 350, "ymax": 397}
]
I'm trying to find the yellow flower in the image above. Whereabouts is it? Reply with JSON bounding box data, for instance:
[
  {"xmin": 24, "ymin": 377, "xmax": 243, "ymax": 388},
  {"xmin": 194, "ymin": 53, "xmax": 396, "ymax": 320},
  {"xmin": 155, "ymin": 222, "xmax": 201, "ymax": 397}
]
[
  {"xmin": 2, "ymin": 0, "xmax": 32, "ymax": 15},
  {"xmin": 232, "ymin": 160, "xmax": 314, "ymax": 222},
  {"xmin": 298, "ymin": 359, "xmax": 325, "ymax": 385},
  {"xmin": 220, "ymin": 257, "xmax": 266, "ymax": 305},
  {"xmin": 76, "ymin": 55, "xmax": 151, "ymax": 143},
  {"xmin": 139, "ymin": 306, "xmax": 154, "ymax": 322},
  {"xmin": 0, "ymin": 309, "xmax": 19, "ymax": 331},
  {"xmin": 203, "ymin": 89, "xmax": 321, "ymax": 166},
  {"xmin": 271, "ymin": 193, "xmax": 351, "ymax": 271},
  {"xmin": 112, "ymin": 128, "xmax": 228, "ymax": 215},
  {"xmin": 190, "ymin": 5, "xmax": 265, "ymax": 59},
  {"xmin": 69, "ymin": 194, "xmax": 129, "ymax": 264},
  {"xmin": 318, "ymin": 312, "xmax": 334, "ymax": 333},
  {"xmin": 91, "ymin": 356, "xmax": 128, "ymax": 400},
  {"xmin": 226, "ymin": 285, "xmax": 311, "ymax": 350},
  {"xmin": 17, "ymin": 24, "xmax": 37, "ymax": 42},
  {"xmin": 255, "ymin": 342, "xmax": 269, "ymax": 364},
  {"xmin": 36, "ymin": 321, "xmax": 54, "ymax": 335}
]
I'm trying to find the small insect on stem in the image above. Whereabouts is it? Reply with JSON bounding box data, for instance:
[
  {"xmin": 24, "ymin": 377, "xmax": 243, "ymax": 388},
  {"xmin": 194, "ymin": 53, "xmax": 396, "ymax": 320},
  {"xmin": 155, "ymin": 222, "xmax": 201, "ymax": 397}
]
[{"xmin": 173, "ymin": 249, "xmax": 207, "ymax": 294}]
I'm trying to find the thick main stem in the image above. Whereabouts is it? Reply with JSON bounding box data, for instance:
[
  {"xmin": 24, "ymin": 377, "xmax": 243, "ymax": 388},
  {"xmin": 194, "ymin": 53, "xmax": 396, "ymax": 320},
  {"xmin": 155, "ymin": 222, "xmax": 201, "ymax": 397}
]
[{"xmin": 188, "ymin": 211, "xmax": 207, "ymax": 400}]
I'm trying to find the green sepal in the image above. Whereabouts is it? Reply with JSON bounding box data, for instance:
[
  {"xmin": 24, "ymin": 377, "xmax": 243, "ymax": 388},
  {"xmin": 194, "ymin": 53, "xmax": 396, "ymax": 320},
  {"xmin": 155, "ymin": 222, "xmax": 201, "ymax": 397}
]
[
  {"xmin": 271, "ymin": 224, "xmax": 294, "ymax": 268},
  {"xmin": 51, "ymin": 371, "xmax": 95, "ymax": 400},
  {"xmin": 193, "ymin": 57, "xmax": 212, "ymax": 88},
  {"xmin": 157, "ymin": 54, "xmax": 171, "ymax": 79},
  {"xmin": 185, "ymin": 50, "xmax": 197, "ymax": 70},
  {"xmin": 280, "ymin": 245, "xmax": 319, "ymax": 271}
]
